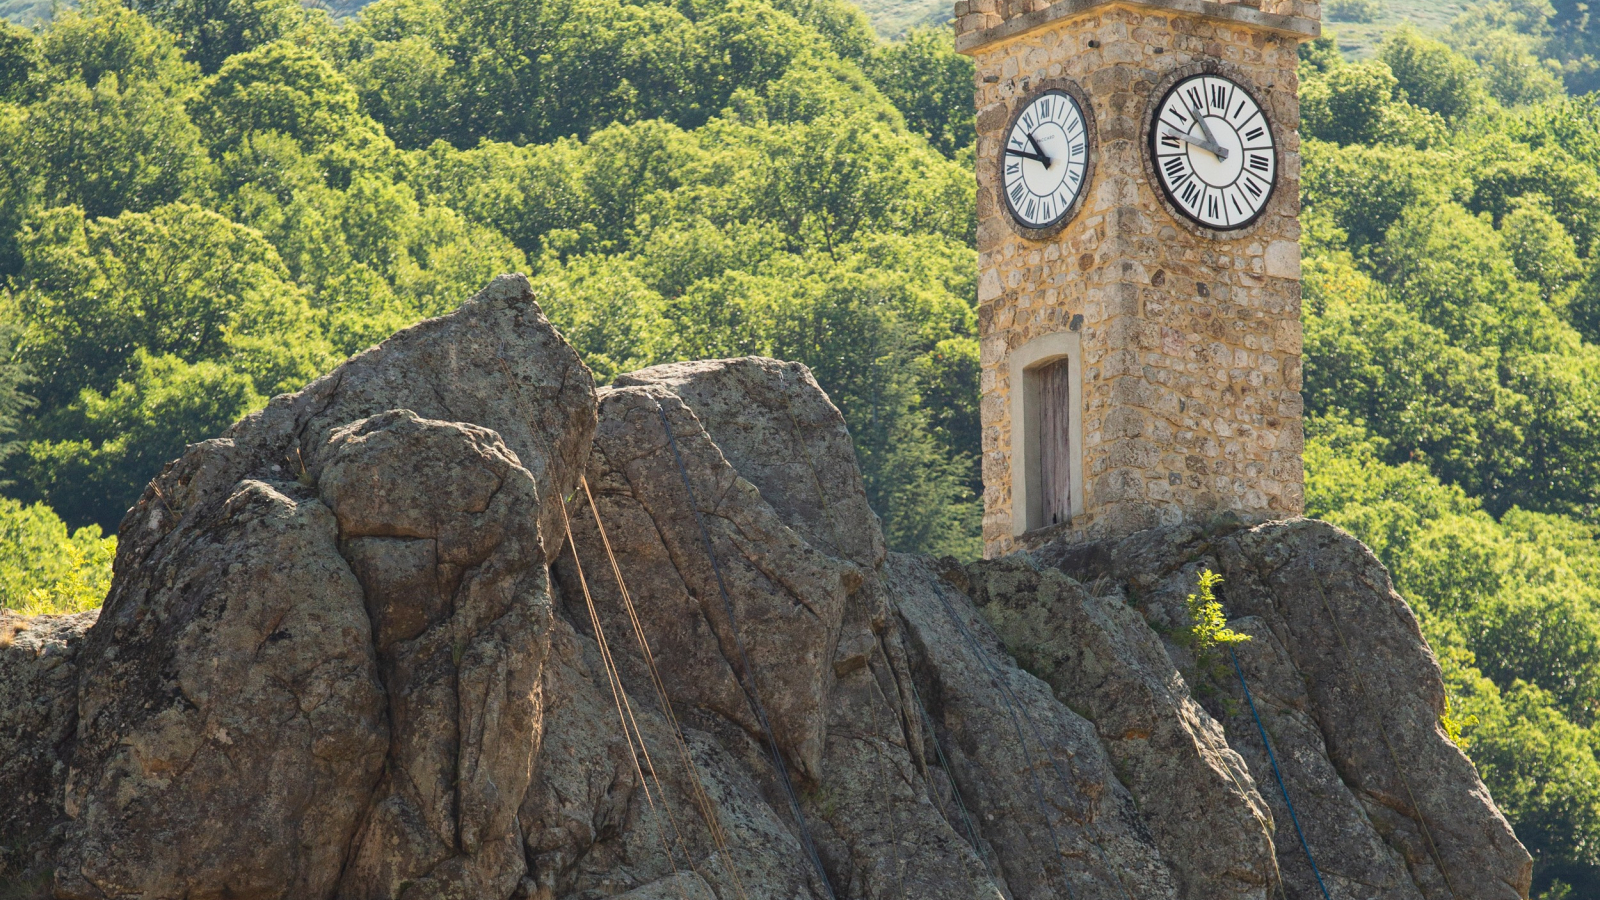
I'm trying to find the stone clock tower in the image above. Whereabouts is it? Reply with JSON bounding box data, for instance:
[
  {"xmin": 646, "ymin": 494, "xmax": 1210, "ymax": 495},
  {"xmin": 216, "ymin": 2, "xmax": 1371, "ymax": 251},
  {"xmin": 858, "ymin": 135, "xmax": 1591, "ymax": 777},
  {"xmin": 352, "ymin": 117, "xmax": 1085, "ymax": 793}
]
[{"xmin": 958, "ymin": 0, "xmax": 1320, "ymax": 556}]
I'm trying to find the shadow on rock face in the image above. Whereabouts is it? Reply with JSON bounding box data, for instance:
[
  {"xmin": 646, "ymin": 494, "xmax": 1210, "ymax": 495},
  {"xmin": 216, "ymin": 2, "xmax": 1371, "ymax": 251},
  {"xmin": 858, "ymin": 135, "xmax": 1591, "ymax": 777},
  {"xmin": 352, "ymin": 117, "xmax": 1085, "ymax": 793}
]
[
  {"xmin": 7, "ymin": 274, "xmax": 598, "ymax": 900},
  {"xmin": 0, "ymin": 285, "xmax": 1533, "ymax": 900},
  {"xmin": 1028, "ymin": 519, "xmax": 1534, "ymax": 900}
]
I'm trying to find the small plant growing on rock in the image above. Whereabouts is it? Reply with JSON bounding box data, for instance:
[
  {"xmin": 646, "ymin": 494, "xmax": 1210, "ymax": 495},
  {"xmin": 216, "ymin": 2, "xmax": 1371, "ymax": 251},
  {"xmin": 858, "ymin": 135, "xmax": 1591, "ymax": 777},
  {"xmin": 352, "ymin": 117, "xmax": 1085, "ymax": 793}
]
[
  {"xmin": 1440, "ymin": 694, "xmax": 1479, "ymax": 748},
  {"xmin": 1179, "ymin": 570, "xmax": 1251, "ymax": 674}
]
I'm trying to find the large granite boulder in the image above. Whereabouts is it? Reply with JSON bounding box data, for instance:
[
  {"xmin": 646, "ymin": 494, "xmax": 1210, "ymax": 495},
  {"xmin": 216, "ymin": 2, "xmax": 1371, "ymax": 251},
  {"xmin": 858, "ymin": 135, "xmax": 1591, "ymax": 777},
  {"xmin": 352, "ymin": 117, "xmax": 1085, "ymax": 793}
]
[
  {"xmin": 9, "ymin": 274, "xmax": 597, "ymax": 900},
  {"xmin": 0, "ymin": 286, "xmax": 1531, "ymax": 900},
  {"xmin": 1029, "ymin": 519, "xmax": 1534, "ymax": 900},
  {"xmin": 0, "ymin": 610, "xmax": 97, "ymax": 894}
]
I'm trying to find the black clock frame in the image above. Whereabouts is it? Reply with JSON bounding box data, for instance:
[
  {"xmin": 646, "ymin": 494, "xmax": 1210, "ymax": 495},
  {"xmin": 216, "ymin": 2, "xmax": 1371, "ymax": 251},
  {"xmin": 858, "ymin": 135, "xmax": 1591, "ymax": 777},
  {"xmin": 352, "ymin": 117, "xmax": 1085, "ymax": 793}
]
[
  {"xmin": 997, "ymin": 79, "xmax": 1097, "ymax": 241},
  {"xmin": 1141, "ymin": 61, "xmax": 1281, "ymax": 239}
]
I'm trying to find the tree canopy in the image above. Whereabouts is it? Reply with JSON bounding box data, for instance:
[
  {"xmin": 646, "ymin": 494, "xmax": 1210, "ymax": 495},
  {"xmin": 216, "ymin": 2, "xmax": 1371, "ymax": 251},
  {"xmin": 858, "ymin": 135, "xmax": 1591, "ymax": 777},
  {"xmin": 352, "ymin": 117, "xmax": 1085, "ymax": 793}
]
[{"xmin": 2, "ymin": 0, "xmax": 1600, "ymax": 893}]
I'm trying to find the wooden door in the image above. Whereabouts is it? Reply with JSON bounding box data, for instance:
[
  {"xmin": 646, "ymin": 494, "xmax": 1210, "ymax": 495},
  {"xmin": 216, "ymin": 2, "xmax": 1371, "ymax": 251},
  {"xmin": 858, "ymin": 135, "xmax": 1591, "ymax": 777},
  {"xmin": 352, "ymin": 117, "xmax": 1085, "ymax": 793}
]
[{"xmin": 1037, "ymin": 358, "xmax": 1071, "ymax": 526}]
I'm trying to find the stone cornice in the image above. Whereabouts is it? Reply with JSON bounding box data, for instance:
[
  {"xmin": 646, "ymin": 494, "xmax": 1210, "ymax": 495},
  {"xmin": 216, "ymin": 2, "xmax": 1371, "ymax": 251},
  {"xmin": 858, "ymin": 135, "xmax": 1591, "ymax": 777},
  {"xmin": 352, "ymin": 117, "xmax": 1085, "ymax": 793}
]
[{"xmin": 955, "ymin": 0, "xmax": 1320, "ymax": 54}]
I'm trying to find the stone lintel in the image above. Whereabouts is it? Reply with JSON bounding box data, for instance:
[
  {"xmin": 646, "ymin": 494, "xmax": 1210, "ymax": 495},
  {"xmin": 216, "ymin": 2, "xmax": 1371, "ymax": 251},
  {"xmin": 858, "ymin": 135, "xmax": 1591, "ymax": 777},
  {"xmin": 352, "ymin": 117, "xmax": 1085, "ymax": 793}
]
[{"xmin": 955, "ymin": 0, "xmax": 1320, "ymax": 55}]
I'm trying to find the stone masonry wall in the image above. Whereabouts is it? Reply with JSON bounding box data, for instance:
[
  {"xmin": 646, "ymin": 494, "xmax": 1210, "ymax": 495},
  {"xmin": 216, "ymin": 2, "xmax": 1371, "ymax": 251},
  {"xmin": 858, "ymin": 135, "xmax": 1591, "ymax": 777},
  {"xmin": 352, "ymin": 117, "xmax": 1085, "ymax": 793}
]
[{"xmin": 971, "ymin": 2, "xmax": 1310, "ymax": 556}]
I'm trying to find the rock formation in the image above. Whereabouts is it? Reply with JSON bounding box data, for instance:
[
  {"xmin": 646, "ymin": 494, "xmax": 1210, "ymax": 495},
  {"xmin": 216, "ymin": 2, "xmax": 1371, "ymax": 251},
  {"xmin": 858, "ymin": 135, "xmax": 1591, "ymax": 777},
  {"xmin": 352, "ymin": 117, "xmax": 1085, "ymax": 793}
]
[{"xmin": 0, "ymin": 277, "xmax": 1531, "ymax": 900}]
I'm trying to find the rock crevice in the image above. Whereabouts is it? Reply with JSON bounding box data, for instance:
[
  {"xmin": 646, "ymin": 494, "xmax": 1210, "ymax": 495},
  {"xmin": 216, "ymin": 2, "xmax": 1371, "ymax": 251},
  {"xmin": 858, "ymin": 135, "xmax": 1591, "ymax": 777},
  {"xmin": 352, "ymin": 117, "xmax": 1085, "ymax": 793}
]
[{"xmin": 0, "ymin": 280, "xmax": 1530, "ymax": 900}]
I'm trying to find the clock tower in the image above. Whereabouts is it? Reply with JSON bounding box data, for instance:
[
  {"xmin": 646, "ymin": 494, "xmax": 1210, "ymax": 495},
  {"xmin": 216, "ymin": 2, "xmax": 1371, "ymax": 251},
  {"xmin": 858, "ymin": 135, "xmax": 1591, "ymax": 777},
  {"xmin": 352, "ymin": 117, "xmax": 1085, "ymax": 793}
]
[{"xmin": 958, "ymin": 0, "xmax": 1320, "ymax": 557}]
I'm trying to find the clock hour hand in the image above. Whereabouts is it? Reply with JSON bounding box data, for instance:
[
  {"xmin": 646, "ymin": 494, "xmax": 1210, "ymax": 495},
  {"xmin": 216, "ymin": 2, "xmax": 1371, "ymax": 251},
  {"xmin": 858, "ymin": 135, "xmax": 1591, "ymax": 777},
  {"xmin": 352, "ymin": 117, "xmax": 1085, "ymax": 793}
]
[
  {"xmin": 1006, "ymin": 145, "xmax": 1051, "ymax": 165},
  {"xmin": 1025, "ymin": 131, "xmax": 1053, "ymax": 167},
  {"xmin": 1185, "ymin": 99, "xmax": 1221, "ymax": 148},
  {"xmin": 1161, "ymin": 123, "xmax": 1230, "ymax": 160}
]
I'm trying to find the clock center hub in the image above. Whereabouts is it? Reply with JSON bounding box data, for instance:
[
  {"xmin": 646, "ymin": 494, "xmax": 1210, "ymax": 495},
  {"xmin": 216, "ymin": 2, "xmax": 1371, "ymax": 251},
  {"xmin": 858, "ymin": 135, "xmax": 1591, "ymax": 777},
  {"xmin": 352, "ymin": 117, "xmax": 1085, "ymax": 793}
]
[
  {"xmin": 1021, "ymin": 122, "xmax": 1073, "ymax": 194},
  {"xmin": 1186, "ymin": 116, "xmax": 1244, "ymax": 187}
]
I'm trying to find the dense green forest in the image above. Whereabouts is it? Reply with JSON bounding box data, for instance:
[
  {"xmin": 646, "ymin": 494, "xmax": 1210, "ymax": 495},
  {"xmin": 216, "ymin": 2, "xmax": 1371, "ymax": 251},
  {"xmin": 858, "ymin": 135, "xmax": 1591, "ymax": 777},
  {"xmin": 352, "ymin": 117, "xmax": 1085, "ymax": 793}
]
[{"xmin": 1, "ymin": 0, "xmax": 1599, "ymax": 894}]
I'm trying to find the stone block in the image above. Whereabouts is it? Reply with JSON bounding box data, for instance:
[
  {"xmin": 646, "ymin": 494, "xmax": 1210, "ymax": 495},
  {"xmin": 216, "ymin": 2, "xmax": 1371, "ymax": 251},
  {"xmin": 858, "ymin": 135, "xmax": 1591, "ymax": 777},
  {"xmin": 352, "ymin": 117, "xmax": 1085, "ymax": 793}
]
[{"xmin": 1265, "ymin": 241, "xmax": 1301, "ymax": 279}]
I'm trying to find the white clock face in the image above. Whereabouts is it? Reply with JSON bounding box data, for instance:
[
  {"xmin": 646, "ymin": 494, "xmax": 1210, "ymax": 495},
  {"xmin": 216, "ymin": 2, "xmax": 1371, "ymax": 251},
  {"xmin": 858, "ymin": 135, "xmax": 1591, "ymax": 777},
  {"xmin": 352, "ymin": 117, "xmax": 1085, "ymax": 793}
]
[
  {"xmin": 1001, "ymin": 89, "xmax": 1089, "ymax": 231},
  {"xmin": 1150, "ymin": 74, "xmax": 1277, "ymax": 230}
]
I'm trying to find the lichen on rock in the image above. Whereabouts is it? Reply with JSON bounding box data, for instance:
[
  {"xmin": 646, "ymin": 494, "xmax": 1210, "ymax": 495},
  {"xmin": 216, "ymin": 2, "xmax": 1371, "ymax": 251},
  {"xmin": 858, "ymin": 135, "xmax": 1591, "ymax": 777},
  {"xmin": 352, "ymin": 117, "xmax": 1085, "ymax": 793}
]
[{"xmin": 0, "ymin": 277, "xmax": 1531, "ymax": 900}]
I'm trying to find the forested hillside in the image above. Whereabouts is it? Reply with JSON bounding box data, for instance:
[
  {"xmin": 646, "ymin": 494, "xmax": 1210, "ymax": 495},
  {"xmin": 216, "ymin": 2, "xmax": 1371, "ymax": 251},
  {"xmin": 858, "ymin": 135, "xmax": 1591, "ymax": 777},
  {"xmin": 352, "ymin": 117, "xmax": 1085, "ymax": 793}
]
[
  {"xmin": 1, "ymin": 0, "xmax": 1599, "ymax": 894},
  {"xmin": 1298, "ymin": 22, "xmax": 1600, "ymax": 896}
]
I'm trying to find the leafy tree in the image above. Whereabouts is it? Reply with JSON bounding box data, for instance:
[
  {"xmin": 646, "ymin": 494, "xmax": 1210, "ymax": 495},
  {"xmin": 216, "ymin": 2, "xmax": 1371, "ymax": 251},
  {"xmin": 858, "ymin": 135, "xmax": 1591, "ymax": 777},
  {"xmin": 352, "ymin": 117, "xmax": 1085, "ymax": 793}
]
[
  {"xmin": 12, "ymin": 203, "xmax": 329, "ymax": 409},
  {"xmin": 1300, "ymin": 140, "xmax": 1455, "ymax": 251},
  {"xmin": 1378, "ymin": 25, "xmax": 1487, "ymax": 122},
  {"xmin": 1500, "ymin": 196, "xmax": 1584, "ymax": 305},
  {"xmin": 40, "ymin": 3, "xmax": 197, "ymax": 91},
  {"xmin": 1445, "ymin": 11, "xmax": 1565, "ymax": 107},
  {"xmin": 860, "ymin": 26, "xmax": 974, "ymax": 159},
  {"xmin": 763, "ymin": 0, "xmax": 875, "ymax": 62},
  {"xmin": 1178, "ymin": 570, "xmax": 1251, "ymax": 674},
  {"xmin": 1303, "ymin": 259, "xmax": 1528, "ymax": 503},
  {"xmin": 191, "ymin": 37, "xmax": 387, "ymax": 168},
  {"xmin": 1299, "ymin": 59, "xmax": 1445, "ymax": 147},
  {"xmin": 124, "ymin": 0, "xmax": 313, "ymax": 74},
  {"xmin": 1505, "ymin": 95, "xmax": 1600, "ymax": 171},
  {"xmin": 1466, "ymin": 138, "xmax": 1600, "ymax": 256},
  {"xmin": 340, "ymin": 0, "xmax": 826, "ymax": 148},
  {"xmin": 23, "ymin": 76, "xmax": 212, "ymax": 221},
  {"xmin": 16, "ymin": 8, "xmax": 212, "ymax": 221},
  {"xmin": 339, "ymin": 33, "xmax": 451, "ymax": 149},
  {"xmin": 0, "ymin": 19, "xmax": 39, "ymax": 102},
  {"xmin": 1461, "ymin": 677, "xmax": 1600, "ymax": 894},
  {"xmin": 0, "ymin": 102, "xmax": 37, "ymax": 278},
  {"xmin": 1541, "ymin": 0, "xmax": 1600, "ymax": 94},
  {"xmin": 917, "ymin": 335, "xmax": 980, "ymax": 497},
  {"xmin": 1372, "ymin": 201, "xmax": 1550, "ymax": 350},
  {"xmin": 1297, "ymin": 32, "xmax": 1343, "ymax": 77},
  {"xmin": 529, "ymin": 256, "xmax": 672, "ymax": 380},
  {"xmin": 1570, "ymin": 262, "xmax": 1600, "ymax": 347},
  {"xmin": 0, "ymin": 495, "xmax": 114, "ymax": 615},
  {"xmin": 0, "ymin": 321, "xmax": 33, "ymax": 475},
  {"xmin": 11, "ymin": 351, "xmax": 262, "ymax": 532}
]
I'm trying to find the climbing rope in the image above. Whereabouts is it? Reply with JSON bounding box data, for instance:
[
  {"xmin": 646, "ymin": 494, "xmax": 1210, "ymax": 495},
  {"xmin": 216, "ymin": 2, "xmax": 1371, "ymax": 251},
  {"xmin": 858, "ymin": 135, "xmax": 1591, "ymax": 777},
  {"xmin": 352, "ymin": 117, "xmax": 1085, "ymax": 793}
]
[
  {"xmin": 904, "ymin": 673, "xmax": 989, "ymax": 872},
  {"xmin": 926, "ymin": 585, "xmax": 1078, "ymax": 896},
  {"xmin": 654, "ymin": 401, "xmax": 840, "ymax": 900},
  {"xmin": 560, "ymin": 499, "xmax": 698, "ymax": 900},
  {"xmin": 1228, "ymin": 647, "xmax": 1333, "ymax": 900},
  {"xmin": 578, "ymin": 476, "xmax": 754, "ymax": 900},
  {"xmin": 1308, "ymin": 563, "xmax": 1461, "ymax": 900},
  {"xmin": 928, "ymin": 581, "xmax": 1153, "ymax": 900},
  {"xmin": 777, "ymin": 374, "xmax": 998, "ymax": 877},
  {"xmin": 865, "ymin": 648, "xmax": 908, "ymax": 900}
]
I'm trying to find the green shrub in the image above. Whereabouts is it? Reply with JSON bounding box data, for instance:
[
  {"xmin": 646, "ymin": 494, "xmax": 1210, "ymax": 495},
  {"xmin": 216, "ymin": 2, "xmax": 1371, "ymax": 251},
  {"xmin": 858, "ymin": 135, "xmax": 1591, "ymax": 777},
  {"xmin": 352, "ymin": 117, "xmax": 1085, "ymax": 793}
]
[
  {"xmin": 1327, "ymin": 0, "xmax": 1381, "ymax": 23},
  {"xmin": 0, "ymin": 495, "xmax": 113, "ymax": 616},
  {"xmin": 1179, "ymin": 570, "xmax": 1251, "ymax": 673}
]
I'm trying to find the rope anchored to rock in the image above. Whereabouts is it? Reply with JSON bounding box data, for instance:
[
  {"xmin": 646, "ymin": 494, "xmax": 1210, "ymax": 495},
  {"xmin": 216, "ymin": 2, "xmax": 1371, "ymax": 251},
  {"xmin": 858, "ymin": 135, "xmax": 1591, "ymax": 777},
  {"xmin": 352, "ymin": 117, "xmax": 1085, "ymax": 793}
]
[
  {"xmin": 560, "ymin": 498, "xmax": 701, "ymax": 900},
  {"xmin": 576, "ymin": 475, "xmax": 755, "ymax": 900},
  {"xmin": 1308, "ymin": 562, "xmax": 1461, "ymax": 900},
  {"xmin": 655, "ymin": 401, "xmax": 840, "ymax": 900},
  {"xmin": 1228, "ymin": 646, "xmax": 1332, "ymax": 900},
  {"xmin": 775, "ymin": 374, "xmax": 997, "ymax": 887},
  {"xmin": 928, "ymin": 580, "xmax": 1137, "ymax": 900}
]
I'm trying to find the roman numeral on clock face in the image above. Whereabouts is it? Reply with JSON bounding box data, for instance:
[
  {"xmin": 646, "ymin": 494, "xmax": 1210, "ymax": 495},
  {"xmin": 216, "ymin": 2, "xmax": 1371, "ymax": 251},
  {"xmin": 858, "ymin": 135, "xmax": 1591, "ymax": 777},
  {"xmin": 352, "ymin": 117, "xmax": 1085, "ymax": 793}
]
[{"xmin": 1149, "ymin": 73, "xmax": 1276, "ymax": 229}]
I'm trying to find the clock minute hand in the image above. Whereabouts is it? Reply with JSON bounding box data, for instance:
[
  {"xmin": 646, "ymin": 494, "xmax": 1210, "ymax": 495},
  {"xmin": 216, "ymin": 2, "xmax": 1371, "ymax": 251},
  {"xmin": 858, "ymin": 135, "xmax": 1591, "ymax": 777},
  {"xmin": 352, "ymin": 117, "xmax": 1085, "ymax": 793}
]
[
  {"xmin": 1005, "ymin": 145, "xmax": 1051, "ymax": 165},
  {"xmin": 1161, "ymin": 123, "xmax": 1230, "ymax": 161},
  {"xmin": 1025, "ymin": 131, "xmax": 1053, "ymax": 168}
]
